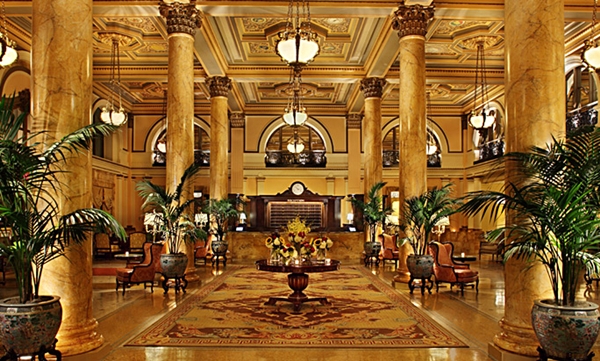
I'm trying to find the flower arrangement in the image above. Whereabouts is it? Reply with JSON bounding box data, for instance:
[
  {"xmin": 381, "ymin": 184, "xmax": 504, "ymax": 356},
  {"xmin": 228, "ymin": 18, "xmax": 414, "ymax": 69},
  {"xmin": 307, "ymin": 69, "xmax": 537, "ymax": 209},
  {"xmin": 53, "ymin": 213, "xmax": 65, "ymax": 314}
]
[
  {"xmin": 264, "ymin": 217, "xmax": 334, "ymax": 263},
  {"xmin": 312, "ymin": 236, "xmax": 333, "ymax": 251}
]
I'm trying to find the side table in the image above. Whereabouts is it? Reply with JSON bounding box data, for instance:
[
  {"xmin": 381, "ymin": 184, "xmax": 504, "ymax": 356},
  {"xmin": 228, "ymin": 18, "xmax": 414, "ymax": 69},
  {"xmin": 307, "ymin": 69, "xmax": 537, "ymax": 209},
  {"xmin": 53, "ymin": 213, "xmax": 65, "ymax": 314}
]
[{"xmin": 161, "ymin": 274, "xmax": 187, "ymax": 294}]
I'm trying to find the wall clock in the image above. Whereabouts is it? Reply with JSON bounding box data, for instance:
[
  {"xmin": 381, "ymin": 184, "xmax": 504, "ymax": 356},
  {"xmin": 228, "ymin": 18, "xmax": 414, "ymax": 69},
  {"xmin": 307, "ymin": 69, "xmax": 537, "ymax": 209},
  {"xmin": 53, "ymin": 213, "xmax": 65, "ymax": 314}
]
[{"xmin": 291, "ymin": 181, "xmax": 305, "ymax": 195}]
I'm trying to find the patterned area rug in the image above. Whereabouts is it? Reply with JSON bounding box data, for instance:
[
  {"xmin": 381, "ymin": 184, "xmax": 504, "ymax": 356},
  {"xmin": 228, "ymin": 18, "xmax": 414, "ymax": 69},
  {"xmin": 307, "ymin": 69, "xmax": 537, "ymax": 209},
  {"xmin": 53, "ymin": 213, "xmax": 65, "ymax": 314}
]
[{"xmin": 127, "ymin": 266, "xmax": 467, "ymax": 348}]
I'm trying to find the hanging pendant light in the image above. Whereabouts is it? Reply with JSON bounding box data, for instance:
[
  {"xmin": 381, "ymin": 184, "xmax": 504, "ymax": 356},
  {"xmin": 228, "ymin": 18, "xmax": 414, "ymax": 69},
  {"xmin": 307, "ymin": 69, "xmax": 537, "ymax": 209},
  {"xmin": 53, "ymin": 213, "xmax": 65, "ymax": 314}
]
[
  {"xmin": 101, "ymin": 37, "xmax": 127, "ymax": 126},
  {"xmin": 275, "ymin": 0, "xmax": 320, "ymax": 68},
  {"xmin": 468, "ymin": 40, "xmax": 495, "ymax": 130},
  {"xmin": 282, "ymin": 67, "xmax": 308, "ymax": 127},
  {"xmin": 585, "ymin": 0, "xmax": 600, "ymax": 68},
  {"xmin": 0, "ymin": 0, "xmax": 17, "ymax": 67},
  {"xmin": 286, "ymin": 129, "xmax": 305, "ymax": 154}
]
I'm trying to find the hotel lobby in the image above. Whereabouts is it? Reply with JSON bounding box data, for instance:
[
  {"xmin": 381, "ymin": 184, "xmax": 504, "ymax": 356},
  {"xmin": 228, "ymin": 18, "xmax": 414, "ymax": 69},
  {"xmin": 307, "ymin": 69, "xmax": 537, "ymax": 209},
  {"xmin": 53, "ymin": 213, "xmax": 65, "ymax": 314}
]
[{"xmin": 0, "ymin": 0, "xmax": 598, "ymax": 360}]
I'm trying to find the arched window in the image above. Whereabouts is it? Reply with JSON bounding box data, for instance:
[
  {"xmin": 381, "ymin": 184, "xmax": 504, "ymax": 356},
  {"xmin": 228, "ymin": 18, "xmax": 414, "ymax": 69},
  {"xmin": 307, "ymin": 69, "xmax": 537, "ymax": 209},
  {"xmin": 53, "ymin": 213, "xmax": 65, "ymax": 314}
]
[
  {"xmin": 566, "ymin": 64, "xmax": 598, "ymax": 133},
  {"xmin": 264, "ymin": 125, "xmax": 327, "ymax": 167},
  {"xmin": 382, "ymin": 126, "xmax": 442, "ymax": 167},
  {"xmin": 152, "ymin": 125, "xmax": 210, "ymax": 166}
]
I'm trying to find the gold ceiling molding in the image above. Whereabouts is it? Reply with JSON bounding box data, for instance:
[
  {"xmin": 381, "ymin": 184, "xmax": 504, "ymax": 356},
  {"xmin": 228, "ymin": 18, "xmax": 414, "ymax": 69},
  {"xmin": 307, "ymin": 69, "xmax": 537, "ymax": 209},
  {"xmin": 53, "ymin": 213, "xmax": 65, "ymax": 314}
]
[
  {"xmin": 433, "ymin": 20, "xmax": 492, "ymax": 36},
  {"xmin": 104, "ymin": 17, "xmax": 159, "ymax": 34},
  {"xmin": 312, "ymin": 18, "xmax": 352, "ymax": 33},
  {"xmin": 241, "ymin": 18, "xmax": 282, "ymax": 32},
  {"xmin": 457, "ymin": 35, "xmax": 503, "ymax": 51},
  {"xmin": 135, "ymin": 42, "xmax": 169, "ymax": 53},
  {"xmin": 96, "ymin": 32, "xmax": 136, "ymax": 47},
  {"xmin": 425, "ymin": 43, "xmax": 457, "ymax": 55}
]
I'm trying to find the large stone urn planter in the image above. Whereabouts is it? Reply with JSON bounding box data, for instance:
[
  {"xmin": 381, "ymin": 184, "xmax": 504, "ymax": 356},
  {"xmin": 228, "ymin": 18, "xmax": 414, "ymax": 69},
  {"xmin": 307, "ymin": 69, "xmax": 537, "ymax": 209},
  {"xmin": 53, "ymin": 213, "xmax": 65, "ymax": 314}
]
[
  {"xmin": 0, "ymin": 295, "xmax": 62, "ymax": 357},
  {"xmin": 532, "ymin": 299, "xmax": 600, "ymax": 360},
  {"xmin": 211, "ymin": 236, "xmax": 229, "ymax": 266},
  {"xmin": 363, "ymin": 241, "xmax": 382, "ymax": 266},
  {"xmin": 160, "ymin": 253, "xmax": 188, "ymax": 278},
  {"xmin": 406, "ymin": 254, "xmax": 434, "ymax": 294}
]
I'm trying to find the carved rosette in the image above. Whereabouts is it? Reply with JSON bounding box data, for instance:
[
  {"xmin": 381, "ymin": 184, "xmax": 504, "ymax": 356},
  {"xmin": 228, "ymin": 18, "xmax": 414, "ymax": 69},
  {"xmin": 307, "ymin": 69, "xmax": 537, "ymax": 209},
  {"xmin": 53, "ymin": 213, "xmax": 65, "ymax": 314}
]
[
  {"xmin": 360, "ymin": 78, "xmax": 386, "ymax": 98},
  {"xmin": 159, "ymin": 1, "xmax": 202, "ymax": 36},
  {"xmin": 346, "ymin": 113, "xmax": 363, "ymax": 129},
  {"xmin": 230, "ymin": 112, "xmax": 246, "ymax": 128},
  {"xmin": 206, "ymin": 76, "xmax": 232, "ymax": 98},
  {"xmin": 392, "ymin": 4, "xmax": 435, "ymax": 38}
]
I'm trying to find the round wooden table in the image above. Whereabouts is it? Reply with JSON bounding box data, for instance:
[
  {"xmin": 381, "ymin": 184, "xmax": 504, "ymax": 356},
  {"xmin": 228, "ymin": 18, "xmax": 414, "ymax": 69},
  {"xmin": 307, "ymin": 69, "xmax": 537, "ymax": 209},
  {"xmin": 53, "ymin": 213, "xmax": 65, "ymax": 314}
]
[{"xmin": 255, "ymin": 259, "xmax": 341, "ymax": 312}]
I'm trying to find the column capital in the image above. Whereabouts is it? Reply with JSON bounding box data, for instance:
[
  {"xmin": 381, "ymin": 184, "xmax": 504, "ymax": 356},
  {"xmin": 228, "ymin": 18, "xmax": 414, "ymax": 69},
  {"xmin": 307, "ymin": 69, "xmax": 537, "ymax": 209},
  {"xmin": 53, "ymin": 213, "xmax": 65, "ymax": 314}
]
[
  {"xmin": 392, "ymin": 3, "xmax": 434, "ymax": 38},
  {"xmin": 346, "ymin": 113, "xmax": 363, "ymax": 129},
  {"xmin": 230, "ymin": 112, "xmax": 246, "ymax": 128},
  {"xmin": 360, "ymin": 78, "xmax": 386, "ymax": 98},
  {"xmin": 159, "ymin": 1, "xmax": 202, "ymax": 36},
  {"xmin": 207, "ymin": 76, "xmax": 231, "ymax": 98}
]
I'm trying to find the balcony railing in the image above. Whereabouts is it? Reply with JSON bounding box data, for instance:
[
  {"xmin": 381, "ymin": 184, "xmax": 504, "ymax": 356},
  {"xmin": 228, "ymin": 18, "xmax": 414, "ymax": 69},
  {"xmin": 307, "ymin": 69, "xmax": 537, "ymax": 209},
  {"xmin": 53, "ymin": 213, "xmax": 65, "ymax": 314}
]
[
  {"xmin": 566, "ymin": 104, "xmax": 598, "ymax": 133},
  {"xmin": 474, "ymin": 138, "xmax": 504, "ymax": 163},
  {"xmin": 265, "ymin": 150, "xmax": 327, "ymax": 167},
  {"xmin": 153, "ymin": 150, "xmax": 210, "ymax": 167},
  {"xmin": 382, "ymin": 150, "xmax": 441, "ymax": 168}
]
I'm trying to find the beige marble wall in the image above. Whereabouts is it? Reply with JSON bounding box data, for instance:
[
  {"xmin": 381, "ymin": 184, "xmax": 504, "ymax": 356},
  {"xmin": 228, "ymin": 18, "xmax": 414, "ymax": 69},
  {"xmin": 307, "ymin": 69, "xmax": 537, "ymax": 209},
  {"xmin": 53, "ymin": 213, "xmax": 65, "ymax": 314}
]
[
  {"xmin": 32, "ymin": 0, "xmax": 102, "ymax": 355},
  {"xmin": 498, "ymin": 0, "xmax": 565, "ymax": 356}
]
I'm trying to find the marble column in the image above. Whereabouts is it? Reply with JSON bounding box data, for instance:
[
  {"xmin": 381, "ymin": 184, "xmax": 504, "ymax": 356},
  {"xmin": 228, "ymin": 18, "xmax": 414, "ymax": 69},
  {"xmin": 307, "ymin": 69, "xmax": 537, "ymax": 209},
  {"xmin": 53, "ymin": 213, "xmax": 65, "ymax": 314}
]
[
  {"xmin": 230, "ymin": 112, "xmax": 245, "ymax": 195},
  {"xmin": 391, "ymin": 3, "xmax": 434, "ymax": 284},
  {"xmin": 494, "ymin": 0, "xmax": 564, "ymax": 357},
  {"xmin": 207, "ymin": 76, "xmax": 232, "ymax": 200},
  {"xmin": 346, "ymin": 114, "xmax": 362, "ymax": 226},
  {"xmin": 360, "ymin": 78, "xmax": 385, "ymax": 198},
  {"xmin": 393, "ymin": 3, "xmax": 434, "ymax": 203},
  {"xmin": 32, "ymin": 0, "xmax": 101, "ymax": 355},
  {"xmin": 159, "ymin": 1, "xmax": 202, "ymax": 280}
]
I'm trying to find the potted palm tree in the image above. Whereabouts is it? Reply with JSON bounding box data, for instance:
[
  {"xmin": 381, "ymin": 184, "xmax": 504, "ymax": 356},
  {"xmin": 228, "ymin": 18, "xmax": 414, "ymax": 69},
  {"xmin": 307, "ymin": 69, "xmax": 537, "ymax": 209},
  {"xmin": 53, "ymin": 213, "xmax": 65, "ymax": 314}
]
[
  {"xmin": 461, "ymin": 128, "xmax": 600, "ymax": 360},
  {"xmin": 0, "ymin": 96, "xmax": 125, "ymax": 357},
  {"xmin": 399, "ymin": 184, "xmax": 460, "ymax": 280},
  {"xmin": 136, "ymin": 163, "xmax": 207, "ymax": 278},
  {"xmin": 350, "ymin": 182, "xmax": 392, "ymax": 259},
  {"xmin": 202, "ymin": 198, "xmax": 238, "ymax": 265}
]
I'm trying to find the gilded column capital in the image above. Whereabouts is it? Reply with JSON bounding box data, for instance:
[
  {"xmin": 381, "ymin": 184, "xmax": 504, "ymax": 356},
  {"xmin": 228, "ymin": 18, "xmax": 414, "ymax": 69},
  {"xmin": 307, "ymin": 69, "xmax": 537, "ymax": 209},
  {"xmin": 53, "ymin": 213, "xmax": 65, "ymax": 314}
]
[
  {"xmin": 159, "ymin": 1, "xmax": 202, "ymax": 36},
  {"xmin": 206, "ymin": 76, "xmax": 231, "ymax": 98},
  {"xmin": 360, "ymin": 78, "xmax": 386, "ymax": 98},
  {"xmin": 392, "ymin": 3, "xmax": 435, "ymax": 38},
  {"xmin": 346, "ymin": 113, "xmax": 363, "ymax": 129},
  {"xmin": 230, "ymin": 112, "xmax": 246, "ymax": 128}
]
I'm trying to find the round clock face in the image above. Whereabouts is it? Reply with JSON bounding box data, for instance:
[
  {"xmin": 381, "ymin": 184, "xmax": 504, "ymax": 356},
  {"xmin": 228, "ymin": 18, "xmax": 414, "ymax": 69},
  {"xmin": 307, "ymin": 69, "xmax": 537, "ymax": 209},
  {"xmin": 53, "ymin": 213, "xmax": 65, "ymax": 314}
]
[{"xmin": 291, "ymin": 182, "xmax": 305, "ymax": 195}]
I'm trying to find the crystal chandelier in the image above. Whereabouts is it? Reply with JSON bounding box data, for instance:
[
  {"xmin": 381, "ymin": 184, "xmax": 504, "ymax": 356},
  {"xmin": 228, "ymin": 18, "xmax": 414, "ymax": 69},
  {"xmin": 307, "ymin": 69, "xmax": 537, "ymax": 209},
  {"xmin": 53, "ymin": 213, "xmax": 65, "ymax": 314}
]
[
  {"xmin": 100, "ymin": 37, "xmax": 127, "ymax": 126},
  {"xmin": 584, "ymin": 0, "xmax": 600, "ymax": 68},
  {"xmin": 0, "ymin": 0, "xmax": 17, "ymax": 67},
  {"xmin": 286, "ymin": 129, "xmax": 305, "ymax": 153},
  {"xmin": 275, "ymin": 0, "xmax": 320, "ymax": 69},
  {"xmin": 468, "ymin": 40, "xmax": 495, "ymax": 129},
  {"xmin": 283, "ymin": 67, "xmax": 308, "ymax": 127}
]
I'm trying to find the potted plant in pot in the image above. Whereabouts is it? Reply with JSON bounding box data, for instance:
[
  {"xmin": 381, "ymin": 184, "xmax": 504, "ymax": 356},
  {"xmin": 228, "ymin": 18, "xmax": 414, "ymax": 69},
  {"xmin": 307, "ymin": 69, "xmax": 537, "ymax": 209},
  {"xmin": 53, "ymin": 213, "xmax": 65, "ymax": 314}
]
[
  {"xmin": 460, "ymin": 128, "xmax": 600, "ymax": 360},
  {"xmin": 399, "ymin": 184, "xmax": 460, "ymax": 282},
  {"xmin": 136, "ymin": 163, "xmax": 207, "ymax": 278},
  {"xmin": 350, "ymin": 182, "xmax": 392, "ymax": 261},
  {"xmin": 0, "ymin": 96, "xmax": 125, "ymax": 358},
  {"xmin": 202, "ymin": 198, "xmax": 238, "ymax": 266}
]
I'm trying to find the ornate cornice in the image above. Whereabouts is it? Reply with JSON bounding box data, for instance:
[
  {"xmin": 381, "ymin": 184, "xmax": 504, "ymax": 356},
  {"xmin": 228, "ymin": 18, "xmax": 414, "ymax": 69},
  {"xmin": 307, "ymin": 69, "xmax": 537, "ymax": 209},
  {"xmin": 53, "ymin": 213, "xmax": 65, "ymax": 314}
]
[
  {"xmin": 230, "ymin": 112, "xmax": 246, "ymax": 128},
  {"xmin": 392, "ymin": 3, "xmax": 435, "ymax": 38},
  {"xmin": 360, "ymin": 78, "xmax": 386, "ymax": 98},
  {"xmin": 159, "ymin": 1, "xmax": 202, "ymax": 36},
  {"xmin": 346, "ymin": 113, "xmax": 363, "ymax": 129},
  {"xmin": 206, "ymin": 76, "xmax": 232, "ymax": 98}
]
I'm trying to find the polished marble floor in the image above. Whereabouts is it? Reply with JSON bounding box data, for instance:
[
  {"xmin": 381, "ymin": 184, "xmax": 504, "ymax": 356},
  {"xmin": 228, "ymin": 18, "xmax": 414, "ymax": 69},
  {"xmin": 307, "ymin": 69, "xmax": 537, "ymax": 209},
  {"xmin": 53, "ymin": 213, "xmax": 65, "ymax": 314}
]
[{"xmin": 2, "ymin": 257, "xmax": 598, "ymax": 361}]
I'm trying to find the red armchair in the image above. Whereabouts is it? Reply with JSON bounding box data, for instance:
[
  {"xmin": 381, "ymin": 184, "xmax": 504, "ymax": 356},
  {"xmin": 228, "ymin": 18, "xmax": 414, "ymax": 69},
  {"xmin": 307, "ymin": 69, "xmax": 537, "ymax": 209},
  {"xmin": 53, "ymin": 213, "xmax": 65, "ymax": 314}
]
[
  {"xmin": 381, "ymin": 234, "xmax": 400, "ymax": 268},
  {"xmin": 115, "ymin": 243, "xmax": 164, "ymax": 295},
  {"xmin": 428, "ymin": 241, "xmax": 479, "ymax": 295},
  {"xmin": 194, "ymin": 240, "xmax": 209, "ymax": 265}
]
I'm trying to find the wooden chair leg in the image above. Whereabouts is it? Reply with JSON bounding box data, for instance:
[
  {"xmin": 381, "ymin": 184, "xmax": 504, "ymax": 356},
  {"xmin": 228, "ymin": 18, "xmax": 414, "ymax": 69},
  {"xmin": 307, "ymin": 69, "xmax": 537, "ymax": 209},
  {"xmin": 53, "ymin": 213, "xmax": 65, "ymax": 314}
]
[{"xmin": 476, "ymin": 278, "xmax": 479, "ymax": 293}]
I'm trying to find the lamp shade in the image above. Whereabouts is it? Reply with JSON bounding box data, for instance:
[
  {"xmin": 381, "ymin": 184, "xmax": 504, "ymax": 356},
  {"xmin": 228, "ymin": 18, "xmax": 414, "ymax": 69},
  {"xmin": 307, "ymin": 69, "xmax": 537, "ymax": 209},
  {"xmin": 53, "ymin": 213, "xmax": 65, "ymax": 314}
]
[
  {"xmin": 100, "ymin": 106, "xmax": 127, "ymax": 126},
  {"xmin": 585, "ymin": 45, "xmax": 600, "ymax": 68},
  {"xmin": 156, "ymin": 141, "xmax": 167, "ymax": 153},
  {"xmin": 469, "ymin": 113, "xmax": 485, "ymax": 129},
  {"xmin": 435, "ymin": 216, "xmax": 450, "ymax": 227},
  {"xmin": 0, "ymin": 44, "xmax": 17, "ymax": 67},
  {"xmin": 283, "ymin": 108, "xmax": 307, "ymax": 126},
  {"xmin": 276, "ymin": 34, "xmax": 319, "ymax": 66},
  {"xmin": 426, "ymin": 143, "xmax": 437, "ymax": 156},
  {"xmin": 287, "ymin": 140, "xmax": 304, "ymax": 153}
]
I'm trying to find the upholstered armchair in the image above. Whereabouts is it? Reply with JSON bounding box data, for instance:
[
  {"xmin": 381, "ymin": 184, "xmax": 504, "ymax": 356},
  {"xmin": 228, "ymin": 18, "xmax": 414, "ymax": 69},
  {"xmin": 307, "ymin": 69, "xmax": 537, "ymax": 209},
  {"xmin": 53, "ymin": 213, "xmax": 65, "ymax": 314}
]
[
  {"xmin": 94, "ymin": 233, "xmax": 120, "ymax": 258},
  {"xmin": 428, "ymin": 241, "xmax": 479, "ymax": 295},
  {"xmin": 115, "ymin": 243, "xmax": 164, "ymax": 295},
  {"xmin": 129, "ymin": 232, "xmax": 148, "ymax": 253},
  {"xmin": 194, "ymin": 240, "xmax": 209, "ymax": 265},
  {"xmin": 479, "ymin": 235, "xmax": 505, "ymax": 261},
  {"xmin": 381, "ymin": 234, "xmax": 400, "ymax": 268}
]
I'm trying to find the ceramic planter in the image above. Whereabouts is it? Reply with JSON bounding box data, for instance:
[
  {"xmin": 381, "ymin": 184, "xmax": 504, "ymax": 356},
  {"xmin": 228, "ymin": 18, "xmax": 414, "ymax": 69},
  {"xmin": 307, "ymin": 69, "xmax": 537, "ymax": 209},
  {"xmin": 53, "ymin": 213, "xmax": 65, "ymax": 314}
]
[
  {"xmin": 160, "ymin": 253, "xmax": 188, "ymax": 278},
  {"xmin": 531, "ymin": 299, "xmax": 600, "ymax": 360},
  {"xmin": 406, "ymin": 254, "xmax": 434, "ymax": 279},
  {"xmin": 364, "ymin": 241, "xmax": 382, "ymax": 256},
  {"xmin": 211, "ymin": 238, "xmax": 229, "ymax": 257},
  {"xmin": 0, "ymin": 295, "xmax": 62, "ymax": 356}
]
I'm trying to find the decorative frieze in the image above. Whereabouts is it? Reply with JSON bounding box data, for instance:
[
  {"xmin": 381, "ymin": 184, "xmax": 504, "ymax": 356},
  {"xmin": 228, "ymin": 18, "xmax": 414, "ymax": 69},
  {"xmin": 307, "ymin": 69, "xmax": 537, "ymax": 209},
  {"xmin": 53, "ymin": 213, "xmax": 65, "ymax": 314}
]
[
  {"xmin": 230, "ymin": 112, "xmax": 246, "ymax": 128},
  {"xmin": 346, "ymin": 113, "xmax": 363, "ymax": 129},
  {"xmin": 159, "ymin": 1, "xmax": 202, "ymax": 36},
  {"xmin": 206, "ymin": 76, "xmax": 231, "ymax": 98},
  {"xmin": 360, "ymin": 78, "xmax": 386, "ymax": 98},
  {"xmin": 392, "ymin": 3, "xmax": 435, "ymax": 38}
]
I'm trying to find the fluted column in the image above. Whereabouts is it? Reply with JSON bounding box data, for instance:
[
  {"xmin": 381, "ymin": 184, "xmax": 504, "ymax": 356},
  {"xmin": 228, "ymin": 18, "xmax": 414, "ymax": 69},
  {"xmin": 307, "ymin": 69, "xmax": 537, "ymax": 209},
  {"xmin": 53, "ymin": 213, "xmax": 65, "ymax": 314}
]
[
  {"xmin": 360, "ymin": 78, "xmax": 385, "ymax": 198},
  {"xmin": 159, "ymin": 1, "xmax": 201, "ymax": 280},
  {"xmin": 32, "ymin": 0, "xmax": 101, "ymax": 355},
  {"xmin": 493, "ymin": 0, "xmax": 564, "ymax": 357},
  {"xmin": 393, "ymin": 2, "xmax": 434, "ymax": 204},
  {"xmin": 230, "ymin": 112, "xmax": 245, "ymax": 194},
  {"xmin": 207, "ymin": 76, "xmax": 232, "ymax": 200}
]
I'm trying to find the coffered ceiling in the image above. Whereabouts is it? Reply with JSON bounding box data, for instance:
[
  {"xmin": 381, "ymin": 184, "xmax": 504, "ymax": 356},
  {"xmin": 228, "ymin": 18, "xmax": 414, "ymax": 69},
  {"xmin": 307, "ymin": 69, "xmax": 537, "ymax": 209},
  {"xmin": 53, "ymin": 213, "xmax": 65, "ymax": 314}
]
[{"xmin": 4, "ymin": 1, "xmax": 596, "ymax": 116}]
